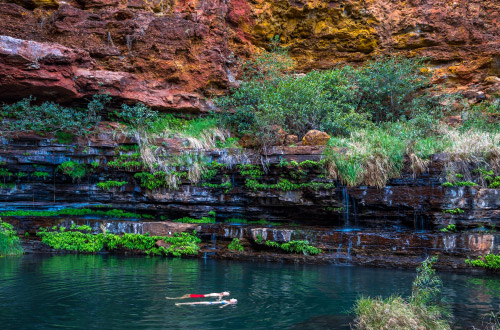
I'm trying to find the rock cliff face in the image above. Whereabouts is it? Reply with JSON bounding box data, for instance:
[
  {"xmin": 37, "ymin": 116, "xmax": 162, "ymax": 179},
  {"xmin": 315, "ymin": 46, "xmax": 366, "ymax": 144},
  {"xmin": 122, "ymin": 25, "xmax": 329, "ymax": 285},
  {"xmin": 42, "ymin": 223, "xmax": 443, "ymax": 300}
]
[{"xmin": 1, "ymin": 0, "xmax": 499, "ymax": 110}]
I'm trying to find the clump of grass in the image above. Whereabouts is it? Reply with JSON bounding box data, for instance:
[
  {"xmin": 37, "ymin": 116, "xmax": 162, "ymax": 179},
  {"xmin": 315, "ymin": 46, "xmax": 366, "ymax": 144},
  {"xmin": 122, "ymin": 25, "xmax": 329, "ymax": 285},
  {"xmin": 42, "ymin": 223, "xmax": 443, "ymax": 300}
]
[
  {"xmin": 353, "ymin": 256, "xmax": 450, "ymax": 330},
  {"xmin": 323, "ymin": 127, "xmax": 407, "ymax": 188}
]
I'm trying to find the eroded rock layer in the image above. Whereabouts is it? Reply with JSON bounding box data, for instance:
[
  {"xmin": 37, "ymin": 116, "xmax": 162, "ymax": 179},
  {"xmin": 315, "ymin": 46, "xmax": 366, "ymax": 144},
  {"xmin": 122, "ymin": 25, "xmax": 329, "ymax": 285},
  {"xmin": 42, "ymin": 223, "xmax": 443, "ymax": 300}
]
[{"xmin": 1, "ymin": 0, "xmax": 500, "ymax": 110}]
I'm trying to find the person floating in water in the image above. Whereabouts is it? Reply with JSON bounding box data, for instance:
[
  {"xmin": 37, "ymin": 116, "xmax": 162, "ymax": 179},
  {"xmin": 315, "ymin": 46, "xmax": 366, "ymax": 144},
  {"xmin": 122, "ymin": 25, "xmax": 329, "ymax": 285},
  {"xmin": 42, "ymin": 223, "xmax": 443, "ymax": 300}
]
[
  {"xmin": 166, "ymin": 292, "xmax": 230, "ymax": 301},
  {"xmin": 175, "ymin": 298, "xmax": 237, "ymax": 308}
]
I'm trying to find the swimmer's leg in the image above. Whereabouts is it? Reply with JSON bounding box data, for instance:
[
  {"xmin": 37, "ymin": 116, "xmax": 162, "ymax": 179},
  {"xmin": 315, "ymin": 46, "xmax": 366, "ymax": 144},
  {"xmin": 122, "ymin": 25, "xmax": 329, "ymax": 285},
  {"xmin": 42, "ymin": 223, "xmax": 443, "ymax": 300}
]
[{"xmin": 166, "ymin": 294, "xmax": 191, "ymax": 300}]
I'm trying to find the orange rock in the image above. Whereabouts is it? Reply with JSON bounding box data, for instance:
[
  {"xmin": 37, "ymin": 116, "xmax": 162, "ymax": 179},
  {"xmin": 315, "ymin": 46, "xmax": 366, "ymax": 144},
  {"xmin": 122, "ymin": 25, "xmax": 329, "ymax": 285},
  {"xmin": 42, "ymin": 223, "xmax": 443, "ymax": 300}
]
[
  {"xmin": 302, "ymin": 130, "xmax": 330, "ymax": 146},
  {"xmin": 284, "ymin": 134, "xmax": 298, "ymax": 146}
]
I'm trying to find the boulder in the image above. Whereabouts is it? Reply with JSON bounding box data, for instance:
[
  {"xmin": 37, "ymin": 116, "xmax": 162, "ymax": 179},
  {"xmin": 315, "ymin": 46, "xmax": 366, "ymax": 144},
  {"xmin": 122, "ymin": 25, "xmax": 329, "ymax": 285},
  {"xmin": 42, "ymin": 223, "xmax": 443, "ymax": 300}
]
[
  {"xmin": 284, "ymin": 135, "xmax": 298, "ymax": 146},
  {"xmin": 302, "ymin": 130, "xmax": 330, "ymax": 146}
]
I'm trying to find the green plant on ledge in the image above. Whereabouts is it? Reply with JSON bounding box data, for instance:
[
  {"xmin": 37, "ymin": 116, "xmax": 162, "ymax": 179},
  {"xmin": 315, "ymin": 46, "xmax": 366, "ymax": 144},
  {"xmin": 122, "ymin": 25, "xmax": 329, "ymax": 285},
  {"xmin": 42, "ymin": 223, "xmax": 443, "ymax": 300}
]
[
  {"xmin": 465, "ymin": 254, "xmax": 500, "ymax": 270},
  {"xmin": 57, "ymin": 161, "xmax": 86, "ymax": 181},
  {"xmin": 96, "ymin": 180, "xmax": 128, "ymax": 190},
  {"xmin": 228, "ymin": 238, "xmax": 244, "ymax": 252},
  {"xmin": 442, "ymin": 208, "xmax": 464, "ymax": 215},
  {"xmin": 440, "ymin": 224, "xmax": 457, "ymax": 232},
  {"xmin": 36, "ymin": 226, "xmax": 200, "ymax": 257},
  {"xmin": 33, "ymin": 171, "xmax": 50, "ymax": 180},
  {"xmin": 264, "ymin": 240, "xmax": 321, "ymax": 255},
  {"xmin": 173, "ymin": 211, "xmax": 216, "ymax": 224}
]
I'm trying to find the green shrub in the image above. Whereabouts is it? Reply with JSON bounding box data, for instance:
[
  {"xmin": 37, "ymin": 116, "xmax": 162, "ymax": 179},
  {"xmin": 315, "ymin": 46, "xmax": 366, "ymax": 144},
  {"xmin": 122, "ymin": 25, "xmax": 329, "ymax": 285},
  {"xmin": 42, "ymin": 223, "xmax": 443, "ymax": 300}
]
[
  {"xmin": 228, "ymin": 238, "xmax": 244, "ymax": 252},
  {"xmin": 440, "ymin": 224, "xmax": 457, "ymax": 232},
  {"xmin": 0, "ymin": 219, "xmax": 23, "ymax": 256},
  {"xmin": 55, "ymin": 132, "xmax": 74, "ymax": 144},
  {"xmin": 264, "ymin": 239, "xmax": 321, "ymax": 255},
  {"xmin": 0, "ymin": 96, "xmax": 98, "ymax": 132},
  {"xmin": 353, "ymin": 256, "xmax": 449, "ymax": 330},
  {"xmin": 57, "ymin": 161, "xmax": 86, "ymax": 181},
  {"xmin": 355, "ymin": 56, "xmax": 432, "ymax": 123},
  {"xmin": 217, "ymin": 46, "xmax": 370, "ymax": 145},
  {"xmin": 117, "ymin": 103, "xmax": 159, "ymax": 129},
  {"xmin": 466, "ymin": 254, "xmax": 500, "ymax": 270}
]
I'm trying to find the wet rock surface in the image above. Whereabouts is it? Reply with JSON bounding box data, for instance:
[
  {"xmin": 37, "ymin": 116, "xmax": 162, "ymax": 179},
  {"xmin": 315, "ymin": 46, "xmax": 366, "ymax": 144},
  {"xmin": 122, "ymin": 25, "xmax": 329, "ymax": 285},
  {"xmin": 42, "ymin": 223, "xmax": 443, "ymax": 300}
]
[
  {"xmin": 0, "ymin": 133, "xmax": 498, "ymax": 230},
  {"xmin": 0, "ymin": 133, "xmax": 499, "ymax": 269},
  {"xmin": 15, "ymin": 217, "xmax": 500, "ymax": 270}
]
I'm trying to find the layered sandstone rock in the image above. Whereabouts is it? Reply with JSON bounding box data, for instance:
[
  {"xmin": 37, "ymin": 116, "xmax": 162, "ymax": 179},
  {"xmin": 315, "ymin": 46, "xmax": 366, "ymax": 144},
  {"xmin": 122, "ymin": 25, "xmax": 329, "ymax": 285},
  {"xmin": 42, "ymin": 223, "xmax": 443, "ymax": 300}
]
[{"xmin": 0, "ymin": 0, "xmax": 500, "ymax": 110}]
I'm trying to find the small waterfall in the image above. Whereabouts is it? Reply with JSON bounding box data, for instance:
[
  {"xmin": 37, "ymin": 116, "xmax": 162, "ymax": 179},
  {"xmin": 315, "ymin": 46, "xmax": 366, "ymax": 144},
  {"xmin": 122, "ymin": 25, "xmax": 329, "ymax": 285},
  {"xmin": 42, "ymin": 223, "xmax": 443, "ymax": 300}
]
[
  {"xmin": 342, "ymin": 187, "xmax": 349, "ymax": 228},
  {"xmin": 347, "ymin": 238, "xmax": 352, "ymax": 260}
]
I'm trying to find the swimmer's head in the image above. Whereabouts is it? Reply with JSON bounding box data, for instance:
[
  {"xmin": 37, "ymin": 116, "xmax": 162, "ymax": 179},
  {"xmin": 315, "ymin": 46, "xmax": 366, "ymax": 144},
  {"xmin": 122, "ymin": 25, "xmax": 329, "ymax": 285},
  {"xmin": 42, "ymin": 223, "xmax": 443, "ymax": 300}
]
[
  {"xmin": 229, "ymin": 299, "xmax": 237, "ymax": 304},
  {"xmin": 222, "ymin": 291, "xmax": 230, "ymax": 296}
]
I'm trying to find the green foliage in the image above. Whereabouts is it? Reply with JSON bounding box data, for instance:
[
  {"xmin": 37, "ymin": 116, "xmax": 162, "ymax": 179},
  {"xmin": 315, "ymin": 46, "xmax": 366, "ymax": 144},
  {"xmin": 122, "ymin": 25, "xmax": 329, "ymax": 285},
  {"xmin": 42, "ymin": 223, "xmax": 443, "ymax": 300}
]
[
  {"xmin": 238, "ymin": 164, "xmax": 264, "ymax": 178},
  {"xmin": 488, "ymin": 176, "xmax": 500, "ymax": 189},
  {"xmin": 441, "ymin": 182, "xmax": 454, "ymax": 187},
  {"xmin": 355, "ymin": 56, "xmax": 432, "ymax": 123},
  {"xmin": 217, "ymin": 43, "xmax": 444, "ymax": 149},
  {"xmin": 245, "ymin": 178, "xmax": 335, "ymax": 191},
  {"xmin": 117, "ymin": 103, "xmax": 159, "ymax": 129},
  {"xmin": 33, "ymin": 171, "xmax": 50, "ymax": 180},
  {"xmin": 87, "ymin": 94, "xmax": 111, "ymax": 124},
  {"xmin": 173, "ymin": 216, "xmax": 215, "ymax": 224},
  {"xmin": 57, "ymin": 161, "xmax": 86, "ymax": 181},
  {"xmin": 454, "ymin": 181, "xmax": 478, "ymax": 187},
  {"xmin": 96, "ymin": 180, "xmax": 128, "ymax": 190},
  {"xmin": 440, "ymin": 224, "xmax": 457, "ymax": 232},
  {"xmin": 0, "ymin": 168, "xmax": 12, "ymax": 178},
  {"xmin": 0, "ymin": 208, "xmax": 150, "ymax": 219},
  {"xmin": 217, "ymin": 45, "xmax": 369, "ymax": 146},
  {"xmin": 264, "ymin": 239, "xmax": 321, "ymax": 255},
  {"xmin": 228, "ymin": 238, "xmax": 244, "ymax": 252},
  {"xmin": 0, "ymin": 96, "xmax": 95, "ymax": 132},
  {"xmin": 255, "ymin": 234, "xmax": 264, "ymax": 244},
  {"xmin": 442, "ymin": 208, "xmax": 464, "ymax": 215},
  {"xmin": 36, "ymin": 226, "xmax": 200, "ymax": 257},
  {"xmin": 411, "ymin": 257, "xmax": 443, "ymax": 307},
  {"xmin": 466, "ymin": 254, "xmax": 500, "ymax": 270},
  {"xmin": 353, "ymin": 256, "xmax": 449, "ymax": 330},
  {"xmin": 55, "ymin": 131, "xmax": 74, "ymax": 144},
  {"xmin": 134, "ymin": 171, "xmax": 187, "ymax": 190},
  {"xmin": 69, "ymin": 223, "xmax": 92, "ymax": 231},
  {"xmin": 0, "ymin": 219, "xmax": 23, "ymax": 256}
]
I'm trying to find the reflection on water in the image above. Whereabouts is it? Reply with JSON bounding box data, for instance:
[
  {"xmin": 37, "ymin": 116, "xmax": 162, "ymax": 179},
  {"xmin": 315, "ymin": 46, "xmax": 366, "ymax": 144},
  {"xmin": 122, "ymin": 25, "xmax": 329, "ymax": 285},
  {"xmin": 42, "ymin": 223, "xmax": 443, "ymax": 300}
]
[{"xmin": 0, "ymin": 255, "xmax": 498, "ymax": 330}]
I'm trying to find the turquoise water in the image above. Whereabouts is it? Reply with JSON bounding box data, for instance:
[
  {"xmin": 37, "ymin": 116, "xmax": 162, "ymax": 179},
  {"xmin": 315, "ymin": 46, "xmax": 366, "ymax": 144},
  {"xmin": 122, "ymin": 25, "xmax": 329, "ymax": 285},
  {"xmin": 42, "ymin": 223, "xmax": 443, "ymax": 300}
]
[{"xmin": 0, "ymin": 255, "xmax": 498, "ymax": 329}]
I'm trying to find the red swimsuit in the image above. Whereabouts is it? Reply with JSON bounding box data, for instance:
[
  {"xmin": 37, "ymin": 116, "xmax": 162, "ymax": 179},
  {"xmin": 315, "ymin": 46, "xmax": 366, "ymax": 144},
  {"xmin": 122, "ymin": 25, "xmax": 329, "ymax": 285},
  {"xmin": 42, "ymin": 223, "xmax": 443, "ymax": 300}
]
[{"xmin": 189, "ymin": 294, "xmax": 206, "ymax": 298}]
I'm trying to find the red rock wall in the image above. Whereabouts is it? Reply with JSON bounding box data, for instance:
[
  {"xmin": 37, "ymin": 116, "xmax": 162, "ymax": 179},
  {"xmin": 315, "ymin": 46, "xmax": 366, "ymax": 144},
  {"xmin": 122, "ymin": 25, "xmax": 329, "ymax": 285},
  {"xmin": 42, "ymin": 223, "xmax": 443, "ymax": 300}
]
[{"xmin": 0, "ymin": 0, "xmax": 499, "ymax": 111}]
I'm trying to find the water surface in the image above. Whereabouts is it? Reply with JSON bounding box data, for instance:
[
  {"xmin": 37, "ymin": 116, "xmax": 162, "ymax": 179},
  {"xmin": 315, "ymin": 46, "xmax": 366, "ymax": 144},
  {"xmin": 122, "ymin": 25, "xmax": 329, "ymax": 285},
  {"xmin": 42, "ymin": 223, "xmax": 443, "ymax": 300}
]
[{"xmin": 0, "ymin": 255, "xmax": 498, "ymax": 329}]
